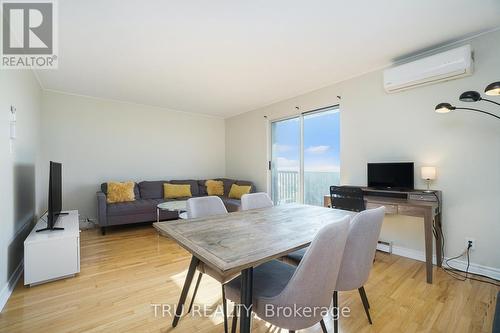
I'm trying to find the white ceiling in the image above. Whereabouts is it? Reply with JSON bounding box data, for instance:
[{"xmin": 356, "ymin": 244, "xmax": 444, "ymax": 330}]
[{"xmin": 36, "ymin": 0, "xmax": 500, "ymax": 117}]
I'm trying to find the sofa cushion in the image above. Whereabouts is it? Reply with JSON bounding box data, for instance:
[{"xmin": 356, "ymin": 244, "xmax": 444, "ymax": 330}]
[
  {"xmin": 101, "ymin": 182, "xmax": 140, "ymax": 198},
  {"xmin": 216, "ymin": 178, "xmax": 236, "ymax": 196},
  {"xmin": 198, "ymin": 180, "xmax": 209, "ymax": 195},
  {"xmin": 106, "ymin": 181, "xmax": 136, "ymax": 203},
  {"xmin": 228, "ymin": 184, "xmax": 252, "ymax": 199},
  {"xmin": 221, "ymin": 198, "xmax": 242, "ymax": 213},
  {"xmin": 236, "ymin": 180, "xmax": 256, "ymax": 193},
  {"xmin": 206, "ymin": 180, "xmax": 224, "ymax": 196},
  {"xmin": 138, "ymin": 181, "xmax": 166, "ymax": 199},
  {"xmin": 168, "ymin": 179, "xmax": 200, "ymax": 196},
  {"xmin": 164, "ymin": 183, "xmax": 192, "ymax": 199},
  {"xmin": 107, "ymin": 198, "xmax": 162, "ymax": 216}
]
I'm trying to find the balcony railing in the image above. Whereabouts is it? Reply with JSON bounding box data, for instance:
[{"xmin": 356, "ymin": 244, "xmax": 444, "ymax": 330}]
[
  {"xmin": 272, "ymin": 170, "xmax": 340, "ymax": 206},
  {"xmin": 272, "ymin": 170, "xmax": 299, "ymax": 205}
]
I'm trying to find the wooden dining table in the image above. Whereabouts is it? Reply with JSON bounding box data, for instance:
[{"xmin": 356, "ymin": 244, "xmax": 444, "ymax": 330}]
[{"xmin": 153, "ymin": 203, "xmax": 356, "ymax": 333}]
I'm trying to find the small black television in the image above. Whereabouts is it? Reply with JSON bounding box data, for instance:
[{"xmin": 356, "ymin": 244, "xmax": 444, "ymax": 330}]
[
  {"xmin": 37, "ymin": 161, "xmax": 65, "ymax": 232},
  {"xmin": 367, "ymin": 162, "xmax": 414, "ymax": 190}
]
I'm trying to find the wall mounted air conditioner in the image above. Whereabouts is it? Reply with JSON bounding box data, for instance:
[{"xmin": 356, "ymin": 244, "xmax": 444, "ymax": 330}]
[{"xmin": 383, "ymin": 45, "xmax": 473, "ymax": 93}]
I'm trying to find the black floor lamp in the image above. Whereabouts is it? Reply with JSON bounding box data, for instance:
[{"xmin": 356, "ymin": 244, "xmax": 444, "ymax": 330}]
[{"xmin": 435, "ymin": 81, "xmax": 500, "ymax": 120}]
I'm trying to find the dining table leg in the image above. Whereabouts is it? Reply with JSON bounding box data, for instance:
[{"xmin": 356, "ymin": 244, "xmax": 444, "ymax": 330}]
[
  {"xmin": 172, "ymin": 256, "xmax": 199, "ymax": 327},
  {"xmin": 240, "ymin": 267, "xmax": 253, "ymax": 333}
]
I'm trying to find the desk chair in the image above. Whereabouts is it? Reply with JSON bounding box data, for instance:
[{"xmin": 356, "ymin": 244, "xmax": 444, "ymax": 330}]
[
  {"xmin": 284, "ymin": 185, "xmax": 366, "ymax": 269},
  {"xmin": 224, "ymin": 216, "xmax": 351, "ymax": 333},
  {"xmin": 330, "ymin": 185, "xmax": 366, "ymax": 212}
]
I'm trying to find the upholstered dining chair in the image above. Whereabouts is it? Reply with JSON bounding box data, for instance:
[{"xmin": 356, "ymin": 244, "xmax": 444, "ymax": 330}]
[
  {"xmin": 184, "ymin": 196, "xmax": 232, "ymax": 332},
  {"xmin": 284, "ymin": 207, "xmax": 386, "ymax": 333},
  {"xmin": 240, "ymin": 192, "xmax": 273, "ymax": 210},
  {"xmin": 224, "ymin": 216, "xmax": 351, "ymax": 333}
]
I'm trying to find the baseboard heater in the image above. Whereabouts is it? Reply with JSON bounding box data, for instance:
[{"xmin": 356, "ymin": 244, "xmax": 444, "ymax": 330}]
[{"xmin": 377, "ymin": 240, "xmax": 393, "ymax": 254}]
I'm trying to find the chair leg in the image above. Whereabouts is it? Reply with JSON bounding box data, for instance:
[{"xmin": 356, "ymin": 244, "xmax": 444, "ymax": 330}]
[
  {"xmin": 231, "ymin": 307, "xmax": 238, "ymax": 333},
  {"xmin": 333, "ymin": 291, "xmax": 338, "ymax": 333},
  {"xmin": 320, "ymin": 318, "xmax": 328, "ymax": 333},
  {"xmin": 187, "ymin": 272, "xmax": 203, "ymax": 313},
  {"xmin": 358, "ymin": 286, "xmax": 372, "ymax": 324},
  {"xmin": 222, "ymin": 285, "xmax": 228, "ymax": 333}
]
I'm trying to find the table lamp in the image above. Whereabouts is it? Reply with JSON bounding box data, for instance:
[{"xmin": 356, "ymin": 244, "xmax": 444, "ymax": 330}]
[{"xmin": 421, "ymin": 167, "xmax": 436, "ymax": 192}]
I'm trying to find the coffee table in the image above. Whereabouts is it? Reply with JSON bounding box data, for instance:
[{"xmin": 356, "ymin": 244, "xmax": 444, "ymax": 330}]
[{"xmin": 156, "ymin": 200, "xmax": 188, "ymax": 222}]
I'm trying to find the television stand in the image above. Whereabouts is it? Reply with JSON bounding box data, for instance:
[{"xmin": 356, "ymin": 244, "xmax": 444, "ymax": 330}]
[
  {"xmin": 35, "ymin": 227, "xmax": 65, "ymax": 232},
  {"xmin": 24, "ymin": 210, "xmax": 80, "ymax": 286}
]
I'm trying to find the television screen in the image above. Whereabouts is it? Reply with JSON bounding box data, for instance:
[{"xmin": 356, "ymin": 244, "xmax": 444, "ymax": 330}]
[
  {"xmin": 47, "ymin": 161, "xmax": 62, "ymax": 228},
  {"xmin": 367, "ymin": 162, "xmax": 414, "ymax": 190}
]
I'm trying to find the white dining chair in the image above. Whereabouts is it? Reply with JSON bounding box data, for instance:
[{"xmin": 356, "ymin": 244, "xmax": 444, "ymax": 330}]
[
  {"xmin": 184, "ymin": 196, "xmax": 232, "ymax": 332},
  {"xmin": 224, "ymin": 216, "xmax": 351, "ymax": 333},
  {"xmin": 240, "ymin": 192, "xmax": 273, "ymax": 210}
]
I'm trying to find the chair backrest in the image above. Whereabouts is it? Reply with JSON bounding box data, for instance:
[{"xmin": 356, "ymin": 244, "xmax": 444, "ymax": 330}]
[
  {"xmin": 241, "ymin": 192, "xmax": 273, "ymax": 211},
  {"xmin": 330, "ymin": 185, "xmax": 365, "ymax": 212},
  {"xmin": 260, "ymin": 216, "xmax": 351, "ymax": 330},
  {"xmin": 186, "ymin": 196, "xmax": 228, "ymax": 219},
  {"xmin": 336, "ymin": 206, "xmax": 385, "ymax": 291}
]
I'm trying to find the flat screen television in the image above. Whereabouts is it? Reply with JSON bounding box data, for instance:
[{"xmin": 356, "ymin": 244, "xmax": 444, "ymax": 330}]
[
  {"xmin": 37, "ymin": 161, "xmax": 65, "ymax": 232},
  {"xmin": 367, "ymin": 162, "xmax": 414, "ymax": 190}
]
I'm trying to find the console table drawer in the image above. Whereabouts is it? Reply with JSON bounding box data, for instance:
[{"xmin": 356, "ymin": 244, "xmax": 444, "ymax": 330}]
[
  {"xmin": 397, "ymin": 205, "xmax": 424, "ymax": 217},
  {"xmin": 366, "ymin": 202, "xmax": 397, "ymax": 214}
]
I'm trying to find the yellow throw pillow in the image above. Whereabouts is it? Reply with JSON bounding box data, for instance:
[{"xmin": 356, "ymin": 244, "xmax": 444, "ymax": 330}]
[
  {"xmin": 164, "ymin": 183, "xmax": 192, "ymax": 199},
  {"xmin": 228, "ymin": 184, "xmax": 252, "ymax": 199},
  {"xmin": 205, "ymin": 180, "xmax": 224, "ymax": 196},
  {"xmin": 107, "ymin": 181, "xmax": 136, "ymax": 203}
]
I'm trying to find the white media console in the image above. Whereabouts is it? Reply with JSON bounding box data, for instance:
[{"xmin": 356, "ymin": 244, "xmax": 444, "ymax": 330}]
[{"xmin": 24, "ymin": 210, "xmax": 80, "ymax": 286}]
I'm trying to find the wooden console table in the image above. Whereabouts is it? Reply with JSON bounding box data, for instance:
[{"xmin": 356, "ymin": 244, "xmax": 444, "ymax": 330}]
[{"xmin": 324, "ymin": 188, "xmax": 442, "ymax": 284}]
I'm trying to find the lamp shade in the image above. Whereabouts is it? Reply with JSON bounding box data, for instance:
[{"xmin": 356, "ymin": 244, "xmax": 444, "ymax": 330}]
[
  {"xmin": 435, "ymin": 103, "xmax": 455, "ymax": 113},
  {"xmin": 485, "ymin": 81, "xmax": 500, "ymax": 96},
  {"xmin": 459, "ymin": 91, "xmax": 481, "ymax": 102},
  {"xmin": 421, "ymin": 166, "xmax": 436, "ymax": 180}
]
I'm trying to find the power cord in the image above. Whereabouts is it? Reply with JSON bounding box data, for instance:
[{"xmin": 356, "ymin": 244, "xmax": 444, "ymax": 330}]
[
  {"xmin": 442, "ymin": 237, "xmax": 500, "ymax": 287},
  {"xmin": 430, "ymin": 193, "xmax": 500, "ymax": 287}
]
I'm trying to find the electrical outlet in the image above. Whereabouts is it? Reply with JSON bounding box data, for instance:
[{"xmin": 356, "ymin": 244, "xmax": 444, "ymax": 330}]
[{"xmin": 465, "ymin": 237, "xmax": 476, "ymax": 250}]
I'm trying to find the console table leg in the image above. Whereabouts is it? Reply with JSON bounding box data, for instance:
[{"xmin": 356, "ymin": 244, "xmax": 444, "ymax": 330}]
[
  {"xmin": 424, "ymin": 210, "xmax": 433, "ymax": 284},
  {"xmin": 435, "ymin": 213, "xmax": 443, "ymax": 267}
]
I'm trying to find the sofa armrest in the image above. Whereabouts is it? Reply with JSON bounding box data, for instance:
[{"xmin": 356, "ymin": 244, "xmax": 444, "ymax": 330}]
[{"xmin": 97, "ymin": 191, "xmax": 108, "ymax": 226}]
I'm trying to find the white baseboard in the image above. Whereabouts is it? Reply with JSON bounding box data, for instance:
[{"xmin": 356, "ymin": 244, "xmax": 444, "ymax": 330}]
[
  {"xmin": 0, "ymin": 259, "xmax": 24, "ymax": 312},
  {"xmin": 377, "ymin": 244, "xmax": 500, "ymax": 280}
]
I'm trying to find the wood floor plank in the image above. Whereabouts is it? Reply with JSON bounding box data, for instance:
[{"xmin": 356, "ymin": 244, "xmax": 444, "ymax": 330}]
[{"xmin": 0, "ymin": 224, "xmax": 498, "ymax": 333}]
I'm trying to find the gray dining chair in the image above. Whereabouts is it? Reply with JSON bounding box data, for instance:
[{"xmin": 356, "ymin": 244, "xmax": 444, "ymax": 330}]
[
  {"xmin": 224, "ymin": 216, "xmax": 351, "ymax": 333},
  {"xmin": 284, "ymin": 207, "xmax": 386, "ymax": 333},
  {"xmin": 240, "ymin": 192, "xmax": 273, "ymax": 210},
  {"xmin": 184, "ymin": 196, "xmax": 232, "ymax": 333}
]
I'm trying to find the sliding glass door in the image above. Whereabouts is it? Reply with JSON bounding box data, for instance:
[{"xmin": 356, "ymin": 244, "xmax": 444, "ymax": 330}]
[
  {"xmin": 271, "ymin": 106, "xmax": 340, "ymax": 206},
  {"xmin": 271, "ymin": 117, "xmax": 301, "ymax": 204}
]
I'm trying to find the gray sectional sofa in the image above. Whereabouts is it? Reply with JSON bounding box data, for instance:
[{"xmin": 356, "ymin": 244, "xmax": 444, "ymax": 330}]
[{"xmin": 97, "ymin": 178, "xmax": 255, "ymax": 235}]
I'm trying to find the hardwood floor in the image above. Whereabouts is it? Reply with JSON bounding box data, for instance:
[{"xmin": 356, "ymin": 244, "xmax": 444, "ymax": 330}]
[{"xmin": 0, "ymin": 224, "xmax": 498, "ymax": 333}]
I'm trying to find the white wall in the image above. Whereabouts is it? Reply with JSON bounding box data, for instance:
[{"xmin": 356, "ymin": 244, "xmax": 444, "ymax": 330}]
[
  {"xmin": 0, "ymin": 70, "xmax": 42, "ymax": 304},
  {"xmin": 40, "ymin": 91, "xmax": 226, "ymax": 220},
  {"xmin": 226, "ymin": 31, "xmax": 500, "ymax": 270}
]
